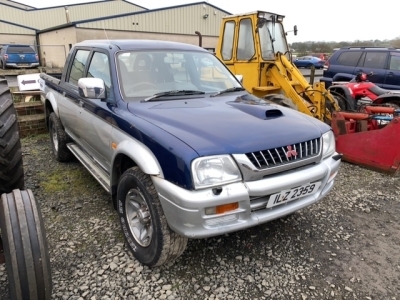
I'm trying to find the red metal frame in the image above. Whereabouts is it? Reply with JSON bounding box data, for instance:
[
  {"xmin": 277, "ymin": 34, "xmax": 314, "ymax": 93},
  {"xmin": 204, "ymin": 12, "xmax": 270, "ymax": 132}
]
[{"xmin": 331, "ymin": 106, "xmax": 400, "ymax": 175}]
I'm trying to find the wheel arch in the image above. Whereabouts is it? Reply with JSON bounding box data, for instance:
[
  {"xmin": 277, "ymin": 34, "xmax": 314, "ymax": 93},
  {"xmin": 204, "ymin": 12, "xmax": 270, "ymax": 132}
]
[
  {"xmin": 110, "ymin": 140, "xmax": 164, "ymax": 208},
  {"xmin": 43, "ymin": 93, "xmax": 58, "ymax": 128}
]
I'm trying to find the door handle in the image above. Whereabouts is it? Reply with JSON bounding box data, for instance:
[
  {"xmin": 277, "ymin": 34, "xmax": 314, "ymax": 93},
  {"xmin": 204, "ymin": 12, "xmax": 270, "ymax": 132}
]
[
  {"xmin": 62, "ymin": 91, "xmax": 66, "ymax": 97},
  {"xmin": 387, "ymin": 72, "xmax": 394, "ymax": 76},
  {"xmin": 79, "ymin": 101, "xmax": 83, "ymax": 107}
]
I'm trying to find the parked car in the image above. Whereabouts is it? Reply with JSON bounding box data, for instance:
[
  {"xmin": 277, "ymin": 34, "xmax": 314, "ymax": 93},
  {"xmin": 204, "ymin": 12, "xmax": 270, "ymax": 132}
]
[
  {"xmin": 39, "ymin": 39, "xmax": 341, "ymax": 267},
  {"xmin": 0, "ymin": 44, "xmax": 39, "ymax": 69},
  {"xmin": 293, "ymin": 56, "xmax": 325, "ymax": 69},
  {"xmin": 321, "ymin": 47, "xmax": 400, "ymax": 90}
]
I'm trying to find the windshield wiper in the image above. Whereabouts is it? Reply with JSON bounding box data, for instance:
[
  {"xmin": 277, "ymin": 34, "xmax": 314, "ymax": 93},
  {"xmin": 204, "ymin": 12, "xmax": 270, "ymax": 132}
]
[
  {"xmin": 210, "ymin": 87, "xmax": 246, "ymax": 97},
  {"xmin": 143, "ymin": 90, "xmax": 205, "ymax": 102}
]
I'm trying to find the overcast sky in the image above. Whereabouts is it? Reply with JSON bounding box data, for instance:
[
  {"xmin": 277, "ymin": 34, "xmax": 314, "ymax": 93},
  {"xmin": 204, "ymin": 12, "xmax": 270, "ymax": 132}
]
[{"xmin": 14, "ymin": 0, "xmax": 398, "ymax": 42}]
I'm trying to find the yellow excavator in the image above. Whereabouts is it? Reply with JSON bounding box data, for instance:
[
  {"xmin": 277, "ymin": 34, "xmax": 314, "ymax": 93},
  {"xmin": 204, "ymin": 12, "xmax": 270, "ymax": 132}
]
[{"xmin": 214, "ymin": 11, "xmax": 343, "ymax": 123}]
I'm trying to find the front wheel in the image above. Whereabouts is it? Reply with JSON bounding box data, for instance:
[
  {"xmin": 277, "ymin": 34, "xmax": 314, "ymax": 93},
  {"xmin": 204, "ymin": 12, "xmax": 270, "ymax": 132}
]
[
  {"xmin": 0, "ymin": 189, "xmax": 52, "ymax": 300},
  {"xmin": 117, "ymin": 167, "xmax": 188, "ymax": 267}
]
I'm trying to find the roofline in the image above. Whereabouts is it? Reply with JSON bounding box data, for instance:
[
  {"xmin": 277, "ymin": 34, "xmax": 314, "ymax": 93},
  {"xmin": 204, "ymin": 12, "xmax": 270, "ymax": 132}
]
[
  {"xmin": 37, "ymin": 23, "xmax": 76, "ymax": 34},
  {"xmin": 6, "ymin": 0, "xmax": 35, "ymax": 9},
  {"xmin": 66, "ymin": 1, "xmax": 231, "ymax": 26},
  {"xmin": 1, "ymin": 0, "xmax": 147, "ymax": 12},
  {"xmin": 0, "ymin": 19, "xmax": 37, "ymax": 31}
]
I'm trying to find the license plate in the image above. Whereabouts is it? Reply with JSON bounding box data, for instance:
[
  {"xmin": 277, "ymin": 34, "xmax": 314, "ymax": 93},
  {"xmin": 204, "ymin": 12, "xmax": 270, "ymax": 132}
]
[
  {"xmin": 267, "ymin": 182, "xmax": 321, "ymax": 208},
  {"xmin": 18, "ymin": 64, "xmax": 29, "ymax": 67}
]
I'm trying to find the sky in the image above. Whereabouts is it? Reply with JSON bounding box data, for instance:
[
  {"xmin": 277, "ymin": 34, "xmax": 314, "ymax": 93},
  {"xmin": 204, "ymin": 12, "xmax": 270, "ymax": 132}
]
[{"xmin": 14, "ymin": 0, "xmax": 399, "ymax": 43}]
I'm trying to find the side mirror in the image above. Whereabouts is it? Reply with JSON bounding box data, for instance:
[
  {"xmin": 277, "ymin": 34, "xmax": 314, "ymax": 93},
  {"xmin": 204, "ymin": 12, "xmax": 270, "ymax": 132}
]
[
  {"xmin": 294, "ymin": 25, "xmax": 298, "ymax": 36},
  {"xmin": 78, "ymin": 78, "xmax": 106, "ymax": 99},
  {"xmin": 235, "ymin": 74, "xmax": 243, "ymax": 84}
]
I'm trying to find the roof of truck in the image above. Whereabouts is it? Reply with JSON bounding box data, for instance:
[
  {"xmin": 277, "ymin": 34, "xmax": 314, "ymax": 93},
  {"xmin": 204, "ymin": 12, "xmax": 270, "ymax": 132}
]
[{"xmin": 75, "ymin": 39, "xmax": 208, "ymax": 52}]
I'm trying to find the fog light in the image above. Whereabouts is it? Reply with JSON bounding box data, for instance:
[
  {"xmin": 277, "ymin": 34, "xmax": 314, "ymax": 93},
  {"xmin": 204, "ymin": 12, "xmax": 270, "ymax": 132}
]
[{"xmin": 205, "ymin": 202, "xmax": 239, "ymax": 215}]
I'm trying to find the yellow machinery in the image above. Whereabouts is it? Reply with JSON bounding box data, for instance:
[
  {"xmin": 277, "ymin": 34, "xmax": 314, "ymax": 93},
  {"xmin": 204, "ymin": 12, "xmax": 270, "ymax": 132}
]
[{"xmin": 215, "ymin": 11, "xmax": 341, "ymax": 123}]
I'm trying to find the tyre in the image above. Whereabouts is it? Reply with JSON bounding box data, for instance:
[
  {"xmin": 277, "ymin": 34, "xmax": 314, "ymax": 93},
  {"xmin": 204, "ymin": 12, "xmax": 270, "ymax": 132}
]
[
  {"xmin": 263, "ymin": 94, "xmax": 298, "ymax": 111},
  {"xmin": 0, "ymin": 77, "xmax": 24, "ymax": 195},
  {"xmin": 117, "ymin": 167, "xmax": 188, "ymax": 267},
  {"xmin": 48, "ymin": 112, "xmax": 71, "ymax": 162},
  {"xmin": 0, "ymin": 189, "xmax": 52, "ymax": 300}
]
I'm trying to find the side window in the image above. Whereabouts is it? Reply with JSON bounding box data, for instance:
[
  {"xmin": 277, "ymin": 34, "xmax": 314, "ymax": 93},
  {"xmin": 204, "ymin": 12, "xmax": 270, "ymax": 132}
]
[
  {"xmin": 337, "ymin": 51, "xmax": 362, "ymax": 66},
  {"xmin": 87, "ymin": 52, "xmax": 111, "ymax": 88},
  {"xmin": 237, "ymin": 18, "xmax": 255, "ymax": 60},
  {"xmin": 389, "ymin": 53, "xmax": 400, "ymax": 71},
  {"xmin": 68, "ymin": 49, "xmax": 90, "ymax": 85},
  {"xmin": 221, "ymin": 21, "xmax": 235, "ymax": 60},
  {"xmin": 362, "ymin": 52, "xmax": 387, "ymax": 69}
]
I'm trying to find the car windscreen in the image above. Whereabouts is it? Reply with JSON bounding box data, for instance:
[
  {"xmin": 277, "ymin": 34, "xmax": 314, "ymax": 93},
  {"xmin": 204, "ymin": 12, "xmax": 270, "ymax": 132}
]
[{"xmin": 6, "ymin": 46, "xmax": 35, "ymax": 54}]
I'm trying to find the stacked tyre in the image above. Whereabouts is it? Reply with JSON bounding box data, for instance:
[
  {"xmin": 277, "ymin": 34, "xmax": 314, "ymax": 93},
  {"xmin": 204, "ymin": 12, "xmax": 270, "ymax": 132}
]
[{"xmin": 0, "ymin": 76, "xmax": 52, "ymax": 300}]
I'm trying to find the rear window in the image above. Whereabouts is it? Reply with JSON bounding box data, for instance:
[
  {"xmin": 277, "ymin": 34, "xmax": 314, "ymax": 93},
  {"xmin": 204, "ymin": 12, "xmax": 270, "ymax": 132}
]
[
  {"xmin": 336, "ymin": 51, "xmax": 362, "ymax": 66},
  {"xmin": 6, "ymin": 46, "xmax": 35, "ymax": 54}
]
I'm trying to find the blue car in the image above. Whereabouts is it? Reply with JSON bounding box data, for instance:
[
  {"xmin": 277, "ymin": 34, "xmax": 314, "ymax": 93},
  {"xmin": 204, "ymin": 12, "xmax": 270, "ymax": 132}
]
[
  {"xmin": 294, "ymin": 56, "xmax": 325, "ymax": 69},
  {"xmin": 0, "ymin": 44, "xmax": 39, "ymax": 69}
]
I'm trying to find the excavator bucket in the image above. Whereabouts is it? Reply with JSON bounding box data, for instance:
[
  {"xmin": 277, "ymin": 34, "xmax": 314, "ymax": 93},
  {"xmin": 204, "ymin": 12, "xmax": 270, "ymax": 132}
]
[{"xmin": 331, "ymin": 106, "xmax": 400, "ymax": 175}]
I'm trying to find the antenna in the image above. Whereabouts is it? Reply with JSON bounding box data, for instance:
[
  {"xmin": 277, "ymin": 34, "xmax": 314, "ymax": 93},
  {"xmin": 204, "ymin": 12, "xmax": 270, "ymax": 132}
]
[{"xmin": 103, "ymin": 27, "xmax": 109, "ymax": 40}]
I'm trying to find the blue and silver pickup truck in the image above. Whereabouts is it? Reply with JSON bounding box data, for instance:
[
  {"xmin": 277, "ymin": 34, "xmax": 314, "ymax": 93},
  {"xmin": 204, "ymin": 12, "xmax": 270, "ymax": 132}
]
[{"xmin": 39, "ymin": 39, "xmax": 341, "ymax": 267}]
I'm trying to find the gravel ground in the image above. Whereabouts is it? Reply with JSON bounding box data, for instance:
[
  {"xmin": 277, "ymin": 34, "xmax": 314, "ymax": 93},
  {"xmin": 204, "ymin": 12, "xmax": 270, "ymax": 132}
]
[{"xmin": 1, "ymin": 133, "xmax": 399, "ymax": 300}]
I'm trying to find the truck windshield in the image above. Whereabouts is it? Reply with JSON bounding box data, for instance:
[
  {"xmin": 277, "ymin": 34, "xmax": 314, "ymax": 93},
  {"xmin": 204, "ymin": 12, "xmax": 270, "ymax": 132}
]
[
  {"xmin": 116, "ymin": 50, "xmax": 242, "ymax": 101},
  {"xmin": 258, "ymin": 22, "xmax": 289, "ymax": 60}
]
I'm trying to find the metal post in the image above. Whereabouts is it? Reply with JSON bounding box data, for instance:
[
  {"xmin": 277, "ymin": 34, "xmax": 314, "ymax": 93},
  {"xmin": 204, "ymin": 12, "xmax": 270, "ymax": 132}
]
[
  {"xmin": 309, "ymin": 65, "xmax": 315, "ymax": 85},
  {"xmin": 195, "ymin": 31, "xmax": 202, "ymax": 47}
]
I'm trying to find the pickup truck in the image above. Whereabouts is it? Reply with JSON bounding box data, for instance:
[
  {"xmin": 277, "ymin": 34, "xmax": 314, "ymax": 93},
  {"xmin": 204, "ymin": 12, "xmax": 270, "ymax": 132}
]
[{"xmin": 39, "ymin": 39, "xmax": 342, "ymax": 267}]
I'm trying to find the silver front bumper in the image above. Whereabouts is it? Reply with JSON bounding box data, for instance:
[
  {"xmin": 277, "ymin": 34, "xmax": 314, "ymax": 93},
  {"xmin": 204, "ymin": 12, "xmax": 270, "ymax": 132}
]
[{"xmin": 153, "ymin": 155, "xmax": 341, "ymax": 239}]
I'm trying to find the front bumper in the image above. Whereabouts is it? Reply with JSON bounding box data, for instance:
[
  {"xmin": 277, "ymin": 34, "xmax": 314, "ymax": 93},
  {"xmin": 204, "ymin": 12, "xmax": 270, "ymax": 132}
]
[
  {"xmin": 153, "ymin": 154, "xmax": 341, "ymax": 239},
  {"xmin": 6, "ymin": 62, "xmax": 39, "ymax": 68}
]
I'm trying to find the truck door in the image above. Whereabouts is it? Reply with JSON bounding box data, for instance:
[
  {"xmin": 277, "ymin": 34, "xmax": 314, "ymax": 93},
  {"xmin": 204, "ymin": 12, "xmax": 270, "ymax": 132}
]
[
  {"xmin": 384, "ymin": 52, "xmax": 400, "ymax": 90},
  {"xmin": 356, "ymin": 51, "xmax": 388, "ymax": 87},
  {"xmin": 77, "ymin": 51, "xmax": 114, "ymax": 173},
  {"xmin": 232, "ymin": 17, "xmax": 260, "ymax": 91},
  {"xmin": 59, "ymin": 49, "xmax": 90, "ymax": 142}
]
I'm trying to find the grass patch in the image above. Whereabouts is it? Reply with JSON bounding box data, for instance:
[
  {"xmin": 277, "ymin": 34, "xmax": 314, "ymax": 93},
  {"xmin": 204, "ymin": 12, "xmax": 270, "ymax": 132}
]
[{"xmin": 39, "ymin": 167, "xmax": 98, "ymax": 196}]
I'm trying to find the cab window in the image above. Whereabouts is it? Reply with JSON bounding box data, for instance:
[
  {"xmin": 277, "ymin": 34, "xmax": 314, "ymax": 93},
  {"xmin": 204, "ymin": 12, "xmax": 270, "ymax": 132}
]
[
  {"xmin": 237, "ymin": 18, "xmax": 255, "ymax": 60},
  {"xmin": 68, "ymin": 49, "xmax": 90, "ymax": 85},
  {"xmin": 221, "ymin": 21, "xmax": 235, "ymax": 61}
]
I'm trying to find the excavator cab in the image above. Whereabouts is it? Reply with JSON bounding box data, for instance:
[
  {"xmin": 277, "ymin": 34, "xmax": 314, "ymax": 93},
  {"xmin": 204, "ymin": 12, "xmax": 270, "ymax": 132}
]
[{"xmin": 216, "ymin": 11, "xmax": 341, "ymax": 123}]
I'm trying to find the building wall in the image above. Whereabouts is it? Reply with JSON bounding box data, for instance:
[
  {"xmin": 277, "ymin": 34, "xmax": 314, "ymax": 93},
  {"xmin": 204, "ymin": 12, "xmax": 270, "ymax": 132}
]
[
  {"xmin": 38, "ymin": 27, "xmax": 78, "ymax": 68},
  {"xmin": 0, "ymin": 34, "xmax": 36, "ymax": 45},
  {"xmin": 0, "ymin": 1, "xmax": 145, "ymax": 31},
  {"xmin": 77, "ymin": 3, "xmax": 227, "ymax": 36},
  {"xmin": 76, "ymin": 27, "xmax": 218, "ymax": 48}
]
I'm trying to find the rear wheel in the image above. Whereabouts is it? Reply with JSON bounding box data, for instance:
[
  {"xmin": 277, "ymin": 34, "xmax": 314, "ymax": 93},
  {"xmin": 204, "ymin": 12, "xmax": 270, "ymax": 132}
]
[
  {"xmin": 264, "ymin": 94, "xmax": 298, "ymax": 111},
  {"xmin": 0, "ymin": 77, "xmax": 24, "ymax": 194},
  {"xmin": 49, "ymin": 112, "xmax": 71, "ymax": 162},
  {"xmin": 0, "ymin": 189, "xmax": 52, "ymax": 300}
]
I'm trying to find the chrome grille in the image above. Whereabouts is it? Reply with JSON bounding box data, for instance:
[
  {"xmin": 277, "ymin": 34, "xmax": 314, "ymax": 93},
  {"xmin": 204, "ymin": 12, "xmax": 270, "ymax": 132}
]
[{"xmin": 246, "ymin": 138, "xmax": 321, "ymax": 169}]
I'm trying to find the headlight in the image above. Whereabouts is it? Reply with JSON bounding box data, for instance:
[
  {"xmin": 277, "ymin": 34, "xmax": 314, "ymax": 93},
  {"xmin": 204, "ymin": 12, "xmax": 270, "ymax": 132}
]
[
  {"xmin": 191, "ymin": 155, "xmax": 242, "ymax": 189},
  {"xmin": 322, "ymin": 130, "xmax": 336, "ymax": 159}
]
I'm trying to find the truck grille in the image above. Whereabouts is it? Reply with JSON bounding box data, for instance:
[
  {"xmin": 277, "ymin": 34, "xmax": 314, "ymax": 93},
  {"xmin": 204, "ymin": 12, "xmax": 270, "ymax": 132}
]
[{"xmin": 246, "ymin": 138, "xmax": 321, "ymax": 169}]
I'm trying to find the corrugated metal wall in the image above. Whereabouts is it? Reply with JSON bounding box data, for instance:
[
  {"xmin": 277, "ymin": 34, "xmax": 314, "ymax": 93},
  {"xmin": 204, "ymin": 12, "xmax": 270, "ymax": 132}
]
[
  {"xmin": 0, "ymin": 1, "xmax": 146, "ymax": 31},
  {"xmin": 0, "ymin": 21, "xmax": 35, "ymax": 34},
  {"xmin": 77, "ymin": 3, "xmax": 227, "ymax": 36}
]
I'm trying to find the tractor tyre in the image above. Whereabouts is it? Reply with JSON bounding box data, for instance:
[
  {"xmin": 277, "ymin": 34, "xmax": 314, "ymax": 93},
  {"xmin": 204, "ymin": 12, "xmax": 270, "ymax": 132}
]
[
  {"xmin": 0, "ymin": 77, "xmax": 24, "ymax": 195},
  {"xmin": 0, "ymin": 189, "xmax": 52, "ymax": 300},
  {"xmin": 263, "ymin": 94, "xmax": 298, "ymax": 111}
]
